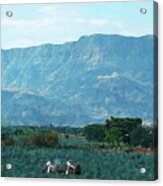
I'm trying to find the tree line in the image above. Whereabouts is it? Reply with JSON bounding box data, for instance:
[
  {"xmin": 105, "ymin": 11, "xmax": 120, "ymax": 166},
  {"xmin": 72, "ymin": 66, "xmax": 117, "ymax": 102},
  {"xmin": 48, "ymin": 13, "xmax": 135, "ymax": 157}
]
[{"xmin": 84, "ymin": 117, "xmax": 157, "ymax": 148}]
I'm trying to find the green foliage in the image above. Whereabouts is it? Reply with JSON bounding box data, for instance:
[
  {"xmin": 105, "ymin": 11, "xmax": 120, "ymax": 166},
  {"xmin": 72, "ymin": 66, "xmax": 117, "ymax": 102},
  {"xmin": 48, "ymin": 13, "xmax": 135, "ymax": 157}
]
[
  {"xmin": 84, "ymin": 117, "xmax": 153, "ymax": 148},
  {"xmin": 105, "ymin": 128, "xmax": 121, "ymax": 147},
  {"xmin": 1, "ymin": 116, "xmax": 155, "ymax": 149},
  {"xmin": 130, "ymin": 126, "xmax": 153, "ymax": 147},
  {"xmin": 1, "ymin": 130, "xmax": 15, "ymax": 146},
  {"xmin": 105, "ymin": 117, "xmax": 154, "ymax": 147},
  {"xmin": 15, "ymin": 128, "xmax": 25, "ymax": 136},
  {"xmin": 84, "ymin": 124, "xmax": 106, "ymax": 142},
  {"xmin": 2, "ymin": 136, "xmax": 15, "ymax": 146},
  {"xmin": 106, "ymin": 117, "xmax": 142, "ymax": 132},
  {"xmin": 29, "ymin": 131, "xmax": 59, "ymax": 147},
  {"xmin": 65, "ymin": 134, "xmax": 69, "ymax": 139}
]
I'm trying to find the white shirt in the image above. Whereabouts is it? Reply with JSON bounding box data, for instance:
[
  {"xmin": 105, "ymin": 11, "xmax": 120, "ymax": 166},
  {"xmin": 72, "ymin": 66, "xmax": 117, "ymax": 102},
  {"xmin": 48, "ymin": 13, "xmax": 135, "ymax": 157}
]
[{"xmin": 46, "ymin": 161, "xmax": 51, "ymax": 166}]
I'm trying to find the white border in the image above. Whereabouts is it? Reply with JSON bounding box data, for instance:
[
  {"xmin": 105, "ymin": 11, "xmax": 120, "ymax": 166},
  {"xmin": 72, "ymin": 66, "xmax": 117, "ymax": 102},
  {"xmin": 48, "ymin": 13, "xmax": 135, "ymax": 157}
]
[{"xmin": 1, "ymin": 0, "xmax": 162, "ymax": 186}]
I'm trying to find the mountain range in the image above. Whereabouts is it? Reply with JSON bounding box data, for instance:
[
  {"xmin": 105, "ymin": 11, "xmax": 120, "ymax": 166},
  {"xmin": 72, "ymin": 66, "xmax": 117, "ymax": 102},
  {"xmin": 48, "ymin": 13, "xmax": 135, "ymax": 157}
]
[{"xmin": 1, "ymin": 34, "xmax": 155, "ymax": 126}]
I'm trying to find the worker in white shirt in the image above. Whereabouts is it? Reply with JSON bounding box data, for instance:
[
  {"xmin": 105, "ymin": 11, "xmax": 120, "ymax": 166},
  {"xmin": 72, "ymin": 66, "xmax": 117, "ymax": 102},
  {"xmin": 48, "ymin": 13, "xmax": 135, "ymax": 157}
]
[
  {"xmin": 65, "ymin": 159, "xmax": 75, "ymax": 175},
  {"xmin": 45, "ymin": 160, "xmax": 56, "ymax": 173}
]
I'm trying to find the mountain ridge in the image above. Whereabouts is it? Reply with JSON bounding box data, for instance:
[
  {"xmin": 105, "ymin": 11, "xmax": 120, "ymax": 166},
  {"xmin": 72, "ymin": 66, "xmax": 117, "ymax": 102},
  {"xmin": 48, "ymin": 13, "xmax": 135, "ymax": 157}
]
[
  {"xmin": 2, "ymin": 34, "xmax": 155, "ymax": 126},
  {"xmin": 2, "ymin": 33, "xmax": 154, "ymax": 51}
]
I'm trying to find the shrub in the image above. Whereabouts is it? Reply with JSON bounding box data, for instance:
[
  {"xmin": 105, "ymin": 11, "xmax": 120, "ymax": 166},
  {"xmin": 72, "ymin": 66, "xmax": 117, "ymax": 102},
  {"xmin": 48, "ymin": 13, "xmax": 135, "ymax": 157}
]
[
  {"xmin": 15, "ymin": 128, "xmax": 24, "ymax": 136},
  {"xmin": 84, "ymin": 124, "xmax": 106, "ymax": 142},
  {"xmin": 1, "ymin": 131, "xmax": 15, "ymax": 146},
  {"xmin": 2, "ymin": 137, "xmax": 15, "ymax": 146},
  {"xmin": 130, "ymin": 126, "xmax": 153, "ymax": 147},
  {"xmin": 65, "ymin": 134, "xmax": 69, "ymax": 139},
  {"xmin": 29, "ymin": 131, "xmax": 59, "ymax": 147}
]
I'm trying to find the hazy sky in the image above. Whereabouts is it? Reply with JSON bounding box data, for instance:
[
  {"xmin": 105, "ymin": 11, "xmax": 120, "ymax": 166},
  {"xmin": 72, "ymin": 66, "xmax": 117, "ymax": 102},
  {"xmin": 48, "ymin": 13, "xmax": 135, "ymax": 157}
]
[{"xmin": 1, "ymin": 1, "xmax": 154, "ymax": 49}]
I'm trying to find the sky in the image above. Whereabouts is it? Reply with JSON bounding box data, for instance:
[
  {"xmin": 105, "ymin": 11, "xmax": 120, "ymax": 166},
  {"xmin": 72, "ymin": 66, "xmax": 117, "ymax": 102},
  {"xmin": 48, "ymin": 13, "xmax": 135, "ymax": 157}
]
[{"xmin": 1, "ymin": 1, "xmax": 154, "ymax": 49}]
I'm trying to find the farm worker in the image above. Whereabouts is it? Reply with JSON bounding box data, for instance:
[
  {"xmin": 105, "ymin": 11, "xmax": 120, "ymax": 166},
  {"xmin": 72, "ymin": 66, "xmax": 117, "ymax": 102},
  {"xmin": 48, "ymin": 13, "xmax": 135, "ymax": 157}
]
[
  {"xmin": 65, "ymin": 159, "xmax": 75, "ymax": 175},
  {"xmin": 46, "ymin": 160, "xmax": 53, "ymax": 173},
  {"xmin": 42, "ymin": 160, "xmax": 51, "ymax": 173}
]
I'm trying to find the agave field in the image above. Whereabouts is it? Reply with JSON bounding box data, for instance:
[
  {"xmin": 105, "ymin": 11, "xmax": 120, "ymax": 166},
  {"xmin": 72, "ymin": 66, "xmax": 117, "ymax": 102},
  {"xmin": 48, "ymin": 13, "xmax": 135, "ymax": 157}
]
[{"xmin": 2, "ymin": 143, "xmax": 156, "ymax": 180}]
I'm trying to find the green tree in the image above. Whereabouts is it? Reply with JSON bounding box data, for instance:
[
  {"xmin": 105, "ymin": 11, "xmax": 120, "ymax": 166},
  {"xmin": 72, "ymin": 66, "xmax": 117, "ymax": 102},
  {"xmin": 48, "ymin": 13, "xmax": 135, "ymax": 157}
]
[
  {"xmin": 84, "ymin": 124, "xmax": 106, "ymax": 142},
  {"xmin": 105, "ymin": 128, "xmax": 121, "ymax": 147},
  {"xmin": 130, "ymin": 126, "xmax": 153, "ymax": 147},
  {"xmin": 105, "ymin": 117, "xmax": 142, "ymax": 145},
  {"xmin": 29, "ymin": 131, "xmax": 59, "ymax": 147}
]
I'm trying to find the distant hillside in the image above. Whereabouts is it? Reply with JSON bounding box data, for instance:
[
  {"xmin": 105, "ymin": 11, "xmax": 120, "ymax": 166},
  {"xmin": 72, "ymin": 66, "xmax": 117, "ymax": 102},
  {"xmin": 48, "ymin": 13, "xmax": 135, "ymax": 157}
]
[{"xmin": 1, "ymin": 34, "xmax": 155, "ymax": 126}]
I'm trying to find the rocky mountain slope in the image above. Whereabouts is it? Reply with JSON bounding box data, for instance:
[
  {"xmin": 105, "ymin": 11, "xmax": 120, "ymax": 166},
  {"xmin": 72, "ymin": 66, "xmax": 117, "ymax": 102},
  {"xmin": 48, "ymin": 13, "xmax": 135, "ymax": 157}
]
[{"xmin": 1, "ymin": 34, "xmax": 155, "ymax": 126}]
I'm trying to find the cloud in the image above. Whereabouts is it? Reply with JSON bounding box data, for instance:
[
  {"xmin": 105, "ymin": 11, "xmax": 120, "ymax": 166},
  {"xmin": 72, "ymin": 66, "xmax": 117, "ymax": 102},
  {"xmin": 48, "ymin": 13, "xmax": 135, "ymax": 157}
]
[
  {"xmin": 38, "ymin": 5, "xmax": 79, "ymax": 18},
  {"xmin": 1, "ymin": 16, "xmax": 110, "ymax": 44},
  {"xmin": 89, "ymin": 19, "xmax": 108, "ymax": 27},
  {"xmin": 75, "ymin": 18, "xmax": 108, "ymax": 27},
  {"xmin": 2, "ymin": 18, "xmax": 56, "ymax": 30},
  {"xmin": 39, "ymin": 6, "xmax": 58, "ymax": 14},
  {"xmin": 1, "ymin": 4, "xmax": 153, "ymax": 49},
  {"xmin": 3, "ymin": 39, "xmax": 36, "ymax": 49},
  {"xmin": 97, "ymin": 72, "xmax": 119, "ymax": 80}
]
